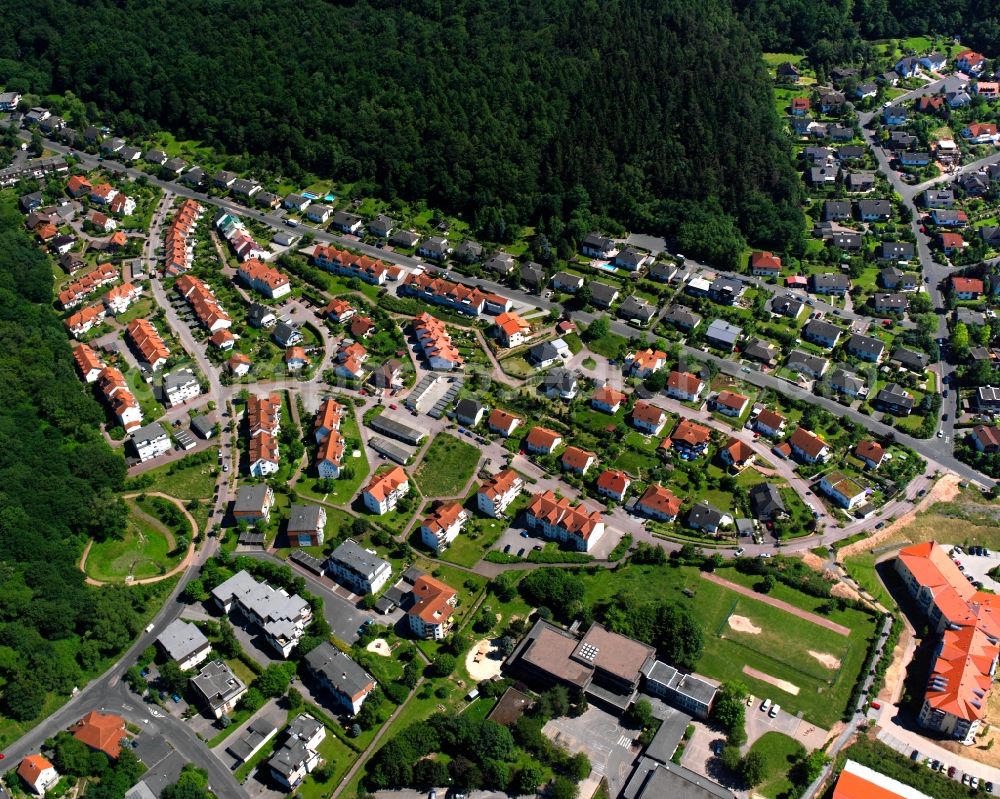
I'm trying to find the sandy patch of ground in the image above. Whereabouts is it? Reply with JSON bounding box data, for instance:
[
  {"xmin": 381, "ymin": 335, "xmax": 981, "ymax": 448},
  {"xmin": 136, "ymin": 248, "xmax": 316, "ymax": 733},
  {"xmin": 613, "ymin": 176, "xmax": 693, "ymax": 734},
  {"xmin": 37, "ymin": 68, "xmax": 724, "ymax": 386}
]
[
  {"xmin": 878, "ymin": 620, "xmax": 914, "ymax": 704},
  {"xmin": 808, "ymin": 650, "xmax": 841, "ymax": 670},
  {"xmin": 728, "ymin": 615, "xmax": 762, "ymax": 635},
  {"xmin": 798, "ymin": 552, "xmax": 863, "ymax": 602},
  {"xmin": 837, "ymin": 475, "xmax": 962, "ymax": 560},
  {"xmin": 465, "ymin": 639, "xmax": 504, "ymax": 681},
  {"xmin": 366, "ymin": 638, "xmax": 391, "ymax": 656},
  {"xmin": 743, "ymin": 665, "xmax": 800, "ymax": 696}
]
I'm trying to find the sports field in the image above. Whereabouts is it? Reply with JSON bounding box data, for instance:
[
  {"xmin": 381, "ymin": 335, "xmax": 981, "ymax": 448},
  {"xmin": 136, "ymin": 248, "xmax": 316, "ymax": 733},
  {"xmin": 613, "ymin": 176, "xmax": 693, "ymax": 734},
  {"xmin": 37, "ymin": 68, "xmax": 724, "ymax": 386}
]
[{"xmin": 581, "ymin": 564, "xmax": 878, "ymax": 728}]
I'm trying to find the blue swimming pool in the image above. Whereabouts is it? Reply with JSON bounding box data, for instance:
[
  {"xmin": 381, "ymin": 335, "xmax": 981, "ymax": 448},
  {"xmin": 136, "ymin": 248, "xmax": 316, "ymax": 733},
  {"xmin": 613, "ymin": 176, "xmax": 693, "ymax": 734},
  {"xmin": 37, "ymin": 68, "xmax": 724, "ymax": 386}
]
[
  {"xmin": 301, "ymin": 191, "xmax": 318, "ymax": 200},
  {"xmin": 594, "ymin": 262, "xmax": 617, "ymax": 273},
  {"xmin": 324, "ymin": 193, "xmax": 336, "ymax": 202}
]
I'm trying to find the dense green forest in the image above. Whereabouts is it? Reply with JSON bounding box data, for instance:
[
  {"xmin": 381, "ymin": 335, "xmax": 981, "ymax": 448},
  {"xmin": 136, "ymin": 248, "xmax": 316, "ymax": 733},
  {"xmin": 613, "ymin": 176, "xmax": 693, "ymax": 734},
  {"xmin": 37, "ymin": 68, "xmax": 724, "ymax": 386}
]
[
  {"xmin": 0, "ymin": 0, "xmax": 804, "ymax": 264},
  {"xmin": 0, "ymin": 193, "xmax": 156, "ymax": 732},
  {"xmin": 737, "ymin": 0, "xmax": 1000, "ymax": 66}
]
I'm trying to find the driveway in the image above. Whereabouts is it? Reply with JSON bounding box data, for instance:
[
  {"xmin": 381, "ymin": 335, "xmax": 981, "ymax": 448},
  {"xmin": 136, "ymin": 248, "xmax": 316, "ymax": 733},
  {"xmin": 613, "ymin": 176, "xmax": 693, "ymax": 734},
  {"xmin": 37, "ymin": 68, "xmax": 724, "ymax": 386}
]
[{"xmin": 542, "ymin": 706, "xmax": 642, "ymax": 798}]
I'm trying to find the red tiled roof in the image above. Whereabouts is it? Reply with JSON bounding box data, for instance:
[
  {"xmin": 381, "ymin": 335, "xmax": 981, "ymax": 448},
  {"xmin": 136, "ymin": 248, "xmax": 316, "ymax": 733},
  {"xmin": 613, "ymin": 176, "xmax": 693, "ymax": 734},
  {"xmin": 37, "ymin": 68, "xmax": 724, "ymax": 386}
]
[
  {"xmin": 17, "ymin": 754, "xmax": 54, "ymax": 786},
  {"xmin": 951, "ymin": 276, "xmax": 983, "ymax": 293},
  {"xmin": 409, "ymin": 575, "xmax": 457, "ymax": 625},
  {"xmin": 723, "ymin": 437, "xmax": 754, "ymax": 465},
  {"xmin": 592, "ymin": 384, "xmax": 626, "ymax": 408},
  {"xmin": 790, "ymin": 427, "xmax": 828, "ymax": 458},
  {"xmin": 755, "ymin": 409, "xmax": 786, "ymax": 431},
  {"xmin": 479, "ymin": 469, "xmax": 521, "ymax": 500},
  {"xmin": 636, "ymin": 484, "xmax": 682, "ymax": 518},
  {"xmin": 561, "ymin": 446, "xmax": 595, "ymax": 471},
  {"xmin": 667, "ymin": 370, "xmax": 702, "ymax": 394},
  {"xmin": 525, "ymin": 426, "xmax": 562, "ymax": 451},
  {"xmin": 750, "ymin": 251, "xmax": 781, "ymax": 270},
  {"xmin": 365, "ymin": 466, "xmax": 408, "ymax": 502},
  {"xmin": 488, "ymin": 408, "xmax": 521, "ymax": 433},
  {"xmin": 71, "ymin": 711, "xmax": 125, "ymax": 758},
  {"xmin": 715, "ymin": 390, "xmax": 748, "ymax": 411},
  {"xmin": 632, "ymin": 400, "xmax": 666, "ymax": 426},
  {"xmin": 596, "ymin": 469, "xmax": 630, "ymax": 495},
  {"xmin": 526, "ymin": 490, "xmax": 603, "ymax": 540},
  {"xmin": 670, "ymin": 419, "xmax": 711, "ymax": 447},
  {"xmin": 854, "ymin": 440, "xmax": 885, "ymax": 464}
]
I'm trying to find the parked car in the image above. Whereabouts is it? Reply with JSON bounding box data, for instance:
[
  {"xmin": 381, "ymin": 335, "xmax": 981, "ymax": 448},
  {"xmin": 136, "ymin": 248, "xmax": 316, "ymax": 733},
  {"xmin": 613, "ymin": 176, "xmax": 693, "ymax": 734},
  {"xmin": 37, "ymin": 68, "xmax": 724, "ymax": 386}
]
[
  {"xmin": 769, "ymin": 704, "xmax": 780, "ymax": 718},
  {"xmin": 948, "ymin": 766, "xmax": 956, "ymax": 777}
]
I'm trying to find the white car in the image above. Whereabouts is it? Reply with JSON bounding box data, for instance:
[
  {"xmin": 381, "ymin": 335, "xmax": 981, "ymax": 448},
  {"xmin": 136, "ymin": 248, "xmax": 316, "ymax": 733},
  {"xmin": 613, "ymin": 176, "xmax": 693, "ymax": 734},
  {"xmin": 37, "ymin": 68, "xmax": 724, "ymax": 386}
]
[
  {"xmin": 761, "ymin": 698, "xmax": 772, "ymax": 713},
  {"xmin": 769, "ymin": 704, "xmax": 780, "ymax": 718}
]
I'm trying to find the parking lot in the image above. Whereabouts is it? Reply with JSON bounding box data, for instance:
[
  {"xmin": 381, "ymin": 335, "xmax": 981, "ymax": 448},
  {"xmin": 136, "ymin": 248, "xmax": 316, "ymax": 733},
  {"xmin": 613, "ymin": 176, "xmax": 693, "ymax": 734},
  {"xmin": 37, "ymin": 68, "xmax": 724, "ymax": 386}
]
[
  {"xmin": 491, "ymin": 526, "xmax": 543, "ymax": 558},
  {"xmin": 948, "ymin": 545, "xmax": 1000, "ymax": 590}
]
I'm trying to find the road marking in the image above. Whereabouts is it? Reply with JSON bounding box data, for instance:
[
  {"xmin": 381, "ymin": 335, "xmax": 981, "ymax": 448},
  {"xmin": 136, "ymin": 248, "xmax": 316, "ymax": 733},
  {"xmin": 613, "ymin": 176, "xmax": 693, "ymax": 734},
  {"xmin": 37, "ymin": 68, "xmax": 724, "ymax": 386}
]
[
  {"xmin": 122, "ymin": 703, "xmax": 133, "ymax": 711},
  {"xmin": 617, "ymin": 734, "xmax": 632, "ymax": 747}
]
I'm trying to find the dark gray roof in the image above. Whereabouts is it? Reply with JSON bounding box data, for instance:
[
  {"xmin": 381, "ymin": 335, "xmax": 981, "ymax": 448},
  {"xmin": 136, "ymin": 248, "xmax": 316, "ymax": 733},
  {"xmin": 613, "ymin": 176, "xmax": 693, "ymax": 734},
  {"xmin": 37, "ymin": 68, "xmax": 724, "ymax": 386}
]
[
  {"xmin": 520, "ymin": 262, "xmax": 545, "ymax": 286},
  {"xmin": 287, "ymin": 504, "xmax": 324, "ymax": 534},
  {"xmin": 829, "ymin": 368, "xmax": 865, "ymax": 394},
  {"xmin": 590, "ymin": 281, "xmax": 619, "ymax": 305},
  {"xmin": 619, "ymin": 295, "xmax": 655, "ymax": 322},
  {"xmin": 664, "ymin": 305, "xmax": 700, "ymax": 329},
  {"xmin": 688, "ymin": 501, "xmax": 726, "ymax": 528},
  {"xmin": 226, "ymin": 718, "xmax": 278, "ymax": 762},
  {"xmin": 803, "ymin": 319, "xmax": 841, "ymax": 342},
  {"xmin": 304, "ymin": 642, "xmax": 374, "ymax": 700},
  {"xmin": 190, "ymin": 414, "xmax": 216, "ymax": 439},
  {"xmin": 543, "ymin": 367, "xmax": 577, "ymax": 391},
  {"xmin": 770, "ymin": 295, "xmax": 804, "ymax": 317},
  {"xmin": 743, "ymin": 338, "xmax": 777, "ymax": 363},
  {"xmin": 329, "ymin": 539, "xmax": 390, "ymax": 578},
  {"xmin": 857, "ymin": 199, "xmax": 892, "ymax": 217},
  {"xmin": 191, "ymin": 660, "xmax": 246, "ymax": 709},
  {"xmin": 749, "ymin": 483, "xmax": 785, "ymax": 519},
  {"xmin": 812, "ymin": 273, "xmax": 850, "ymax": 289},
  {"xmin": 234, "ymin": 484, "xmax": 271, "ymax": 514},
  {"xmin": 891, "ymin": 346, "xmax": 929, "ymax": 371},
  {"xmin": 787, "ymin": 349, "xmax": 828, "ymax": 375},
  {"xmin": 881, "ymin": 241, "xmax": 914, "ymax": 260},
  {"xmin": 847, "ymin": 333, "xmax": 885, "ymax": 357},
  {"xmin": 454, "ymin": 398, "xmax": 485, "ymax": 422}
]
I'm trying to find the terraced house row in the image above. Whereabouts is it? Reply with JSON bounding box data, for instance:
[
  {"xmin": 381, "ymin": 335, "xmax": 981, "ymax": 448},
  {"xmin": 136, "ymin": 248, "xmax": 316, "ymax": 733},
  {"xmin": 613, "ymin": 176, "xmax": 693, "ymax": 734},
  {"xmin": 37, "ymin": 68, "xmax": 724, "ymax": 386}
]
[
  {"xmin": 125, "ymin": 318, "xmax": 170, "ymax": 371},
  {"xmin": 164, "ymin": 199, "xmax": 204, "ymax": 275},
  {"xmin": 247, "ymin": 392, "xmax": 281, "ymax": 477},
  {"xmin": 312, "ymin": 244, "xmax": 403, "ymax": 284}
]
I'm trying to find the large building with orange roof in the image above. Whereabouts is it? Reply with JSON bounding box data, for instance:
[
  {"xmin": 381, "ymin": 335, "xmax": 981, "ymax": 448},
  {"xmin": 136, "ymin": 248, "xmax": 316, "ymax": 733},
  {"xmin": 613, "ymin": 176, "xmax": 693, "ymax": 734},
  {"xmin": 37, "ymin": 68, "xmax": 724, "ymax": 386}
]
[
  {"xmin": 58, "ymin": 262, "xmax": 118, "ymax": 309},
  {"xmin": 95, "ymin": 366, "xmax": 142, "ymax": 430},
  {"xmin": 407, "ymin": 574, "xmax": 458, "ymax": 639},
  {"xmin": 525, "ymin": 490, "xmax": 605, "ymax": 552},
  {"xmin": 72, "ymin": 343, "xmax": 105, "ymax": 383},
  {"xmin": 832, "ymin": 759, "xmax": 933, "ymax": 799},
  {"xmin": 164, "ymin": 199, "xmax": 203, "ymax": 275},
  {"xmin": 70, "ymin": 711, "xmax": 126, "ymax": 759},
  {"xmin": 494, "ymin": 311, "xmax": 532, "ymax": 347},
  {"xmin": 896, "ymin": 541, "xmax": 1000, "ymax": 742}
]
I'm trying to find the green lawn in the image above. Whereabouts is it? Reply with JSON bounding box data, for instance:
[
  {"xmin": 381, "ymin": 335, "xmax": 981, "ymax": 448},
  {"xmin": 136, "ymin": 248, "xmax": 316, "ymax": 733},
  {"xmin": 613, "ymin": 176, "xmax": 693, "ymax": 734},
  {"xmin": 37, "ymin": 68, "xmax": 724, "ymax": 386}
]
[
  {"xmin": 85, "ymin": 500, "xmax": 184, "ymax": 582},
  {"xmin": 295, "ymin": 730, "xmax": 360, "ymax": 799},
  {"xmin": 585, "ymin": 331, "xmax": 629, "ymax": 359},
  {"xmin": 748, "ymin": 731, "xmax": 806, "ymax": 799},
  {"xmin": 414, "ymin": 433, "xmax": 481, "ymax": 498},
  {"xmin": 138, "ymin": 446, "xmax": 220, "ymax": 527},
  {"xmin": 580, "ymin": 565, "xmax": 878, "ymax": 728},
  {"xmin": 843, "ymin": 553, "xmax": 894, "ymax": 608}
]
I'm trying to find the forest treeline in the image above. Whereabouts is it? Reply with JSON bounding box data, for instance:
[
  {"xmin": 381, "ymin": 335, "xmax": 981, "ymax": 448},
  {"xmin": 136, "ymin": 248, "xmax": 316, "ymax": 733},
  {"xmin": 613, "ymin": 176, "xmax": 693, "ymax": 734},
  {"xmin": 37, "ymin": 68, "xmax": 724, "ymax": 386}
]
[
  {"xmin": 0, "ymin": 194, "xmax": 160, "ymax": 725},
  {"xmin": 0, "ymin": 0, "xmax": 804, "ymax": 265},
  {"xmin": 737, "ymin": 0, "xmax": 1000, "ymax": 67}
]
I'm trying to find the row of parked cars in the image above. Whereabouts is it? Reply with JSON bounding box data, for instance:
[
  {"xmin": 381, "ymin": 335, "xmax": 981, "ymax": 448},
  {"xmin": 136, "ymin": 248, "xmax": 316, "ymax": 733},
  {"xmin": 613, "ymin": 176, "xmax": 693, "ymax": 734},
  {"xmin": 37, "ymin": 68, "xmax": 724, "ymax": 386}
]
[{"xmin": 911, "ymin": 751, "xmax": 994, "ymax": 792}]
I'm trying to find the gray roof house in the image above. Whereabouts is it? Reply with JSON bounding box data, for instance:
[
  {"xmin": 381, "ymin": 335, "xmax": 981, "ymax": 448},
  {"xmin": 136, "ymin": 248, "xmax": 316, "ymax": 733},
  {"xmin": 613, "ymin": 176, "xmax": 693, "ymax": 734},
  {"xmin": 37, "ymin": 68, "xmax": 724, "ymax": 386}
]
[
  {"xmin": 589, "ymin": 281, "xmax": 620, "ymax": 308},
  {"xmin": 705, "ymin": 319, "xmax": 742, "ymax": 350},
  {"xmin": 663, "ymin": 306, "xmax": 701, "ymax": 331},
  {"xmin": 368, "ymin": 214, "xmax": 396, "ymax": 238},
  {"xmin": 786, "ymin": 350, "xmax": 829, "ymax": 379},
  {"xmin": 454, "ymin": 398, "xmax": 486, "ymax": 427},
  {"xmin": 486, "ymin": 252, "xmax": 516, "ymax": 275},
  {"xmin": 303, "ymin": 642, "xmax": 376, "ymax": 715},
  {"xmin": 225, "ymin": 719, "xmax": 278, "ymax": 765},
  {"xmin": 619, "ymin": 295, "xmax": 656, "ymax": 325},
  {"xmin": 881, "ymin": 241, "xmax": 915, "ymax": 262},
  {"xmin": 190, "ymin": 660, "xmax": 247, "ymax": 719},
  {"xmin": 846, "ymin": 333, "xmax": 885, "ymax": 362},
  {"xmin": 520, "ymin": 262, "xmax": 545, "ymax": 289},
  {"xmin": 749, "ymin": 483, "xmax": 786, "ymax": 520},
  {"xmin": 155, "ymin": 619, "xmax": 211, "ymax": 670},
  {"xmin": 891, "ymin": 346, "xmax": 929, "ymax": 372},
  {"xmin": 687, "ymin": 501, "xmax": 731, "ymax": 533},
  {"xmin": 828, "ymin": 367, "xmax": 866, "ymax": 397},
  {"xmin": 742, "ymin": 338, "xmax": 778, "ymax": 364},
  {"xmin": 542, "ymin": 368, "xmax": 578, "ymax": 400}
]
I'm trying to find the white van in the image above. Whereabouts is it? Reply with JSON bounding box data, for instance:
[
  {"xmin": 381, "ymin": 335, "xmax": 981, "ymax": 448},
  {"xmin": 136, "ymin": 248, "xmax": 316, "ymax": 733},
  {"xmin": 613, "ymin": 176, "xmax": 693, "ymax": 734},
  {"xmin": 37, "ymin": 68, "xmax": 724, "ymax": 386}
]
[
  {"xmin": 770, "ymin": 704, "xmax": 781, "ymax": 718},
  {"xmin": 761, "ymin": 698, "xmax": 772, "ymax": 713}
]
